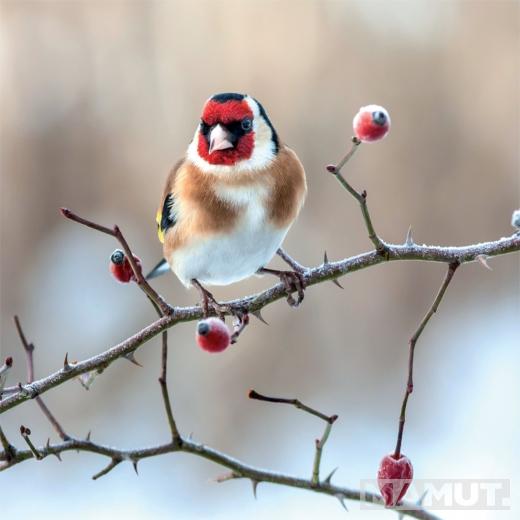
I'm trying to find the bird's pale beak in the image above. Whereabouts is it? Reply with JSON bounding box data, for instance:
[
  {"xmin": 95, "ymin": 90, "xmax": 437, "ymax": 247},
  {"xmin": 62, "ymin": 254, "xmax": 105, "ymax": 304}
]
[{"xmin": 208, "ymin": 124, "xmax": 234, "ymax": 154}]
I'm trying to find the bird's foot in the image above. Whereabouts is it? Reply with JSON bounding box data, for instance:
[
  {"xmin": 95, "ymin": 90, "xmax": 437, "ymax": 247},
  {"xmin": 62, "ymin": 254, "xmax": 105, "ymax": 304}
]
[
  {"xmin": 192, "ymin": 279, "xmax": 250, "ymax": 343},
  {"xmin": 258, "ymin": 267, "xmax": 306, "ymax": 308},
  {"xmin": 230, "ymin": 310, "xmax": 249, "ymax": 344},
  {"xmin": 191, "ymin": 279, "xmax": 230, "ymax": 319}
]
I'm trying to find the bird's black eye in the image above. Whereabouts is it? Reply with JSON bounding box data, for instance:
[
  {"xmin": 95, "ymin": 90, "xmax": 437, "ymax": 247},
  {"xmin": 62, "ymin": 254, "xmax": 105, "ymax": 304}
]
[
  {"xmin": 200, "ymin": 120, "xmax": 210, "ymax": 134},
  {"xmin": 372, "ymin": 111, "xmax": 387, "ymax": 126},
  {"xmin": 241, "ymin": 118, "xmax": 253, "ymax": 132}
]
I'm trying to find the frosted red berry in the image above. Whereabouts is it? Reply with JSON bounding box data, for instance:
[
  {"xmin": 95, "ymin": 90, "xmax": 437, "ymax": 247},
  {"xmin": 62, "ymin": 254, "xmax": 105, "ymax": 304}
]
[
  {"xmin": 377, "ymin": 453, "xmax": 413, "ymax": 507},
  {"xmin": 353, "ymin": 105, "xmax": 390, "ymax": 143},
  {"xmin": 196, "ymin": 318, "xmax": 231, "ymax": 353},
  {"xmin": 109, "ymin": 249, "xmax": 142, "ymax": 283}
]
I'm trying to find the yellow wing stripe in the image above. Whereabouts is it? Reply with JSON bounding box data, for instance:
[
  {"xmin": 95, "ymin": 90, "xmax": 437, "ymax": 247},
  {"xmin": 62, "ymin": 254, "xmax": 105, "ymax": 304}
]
[{"xmin": 156, "ymin": 209, "xmax": 165, "ymax": 244}]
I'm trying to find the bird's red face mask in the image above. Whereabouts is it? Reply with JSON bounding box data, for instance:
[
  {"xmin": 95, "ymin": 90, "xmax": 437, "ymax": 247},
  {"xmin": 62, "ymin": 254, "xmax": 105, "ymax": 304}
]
[{"xmin": 197, "ymin": 99, "xmax": 255, "ymax": 166}]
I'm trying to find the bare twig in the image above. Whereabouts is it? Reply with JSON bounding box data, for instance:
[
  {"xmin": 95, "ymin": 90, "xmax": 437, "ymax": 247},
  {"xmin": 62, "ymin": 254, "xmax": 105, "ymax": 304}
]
[
  {"xmin": 249, "ymin": 389, "xmax": 338, "ymax": 487},
  {"xmin": 146, "ymin": 293, "xmax": 181, "ymax": 442},
  {"xmin": 158, "ymin": 328, "xmax": 181, "ymax": 442},
  {"xmin": 0, "ymin": 435, "xmax": 440, "ymax": 520},
  {"xmin": 327, "ymin": 137, "xmax": 386, "ymax": 253},
  {"xmin": 312, "ymin": 419, "xmax": 336, "ymax": 486},
  {"xmin": 248, "ymin": 390, "xmax": 338, "ymax": 486},
  {"xmin": 1, "ymin": 233, "xmax": 518, "ymax": 415},
  {"xmin": 19, "ymin": 426, "xmax": 42, "ymax": 460},
  {"xmin": 0, "ymin": 208, "xmax": 517, "ymax": 519},
  {"xmin": 249, "ymin": 390, "xmax": 337, "ymax": 424},
  {"xmin": 92, "ymin": 457, "xmax": 122, "ymax": 480},
  {"xmin": 394, "ymin": 262, "xmax": 460, "ymax": 458},
  {"xmin": 14, "ymin": 316, "xmax": 69, "ymax": 441},
  {"xmin": 60, "ymin": 208, "xmax": 172, "ymax": 316},
  {"xmin": 327, "ymin": 136, "xmax": 362, "ymax": 172}
]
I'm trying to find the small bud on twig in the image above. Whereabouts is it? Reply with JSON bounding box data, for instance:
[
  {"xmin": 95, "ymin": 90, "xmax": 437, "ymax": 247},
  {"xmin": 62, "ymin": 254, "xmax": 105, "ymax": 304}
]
[
  {"xmin": 325, "ymin": 164, "xmax": 337, "ymax": 173},
  {"xmin": 20, "ymin": 425, "xmax": 43, "ymax": 460}
]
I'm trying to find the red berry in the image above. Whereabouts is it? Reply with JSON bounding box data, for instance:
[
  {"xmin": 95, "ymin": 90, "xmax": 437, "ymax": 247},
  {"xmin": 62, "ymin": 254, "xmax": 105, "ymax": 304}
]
[
  {"xmin": 377, "ymin": 453, "xmax": 413, "ymax": 507},
  {"xmin": 196, "ymin": 318, "xmax": 231, "ymax": 353},
  {"xmin": 5, "ymin": 356, "xmax": 13, "ymax": 367},
  {"xmin": 353, "ymin": 105, "xmax": 390, "ymax": 143},
  {"xmin": 109, "ymin": 249, "xmax": 142, "ymax": 283}
]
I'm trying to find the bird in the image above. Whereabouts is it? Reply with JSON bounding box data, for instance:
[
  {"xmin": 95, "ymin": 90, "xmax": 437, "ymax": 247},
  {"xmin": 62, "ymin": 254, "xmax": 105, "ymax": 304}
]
[{"xmin": 147, "ymin": 92, "xmax": 307, "ymax": 316}]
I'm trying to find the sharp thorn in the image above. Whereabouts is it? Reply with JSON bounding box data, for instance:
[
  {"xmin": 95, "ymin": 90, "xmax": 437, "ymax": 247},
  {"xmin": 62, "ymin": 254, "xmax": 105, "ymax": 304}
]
[
  {"xmin": 335, "ymin": 493, "xmax": 348, "ymax": 511},
  {"xmin": 323, "ymin": 467, "xmax": 338, "ymax": 485},
  {"xmin": 132, "ymin": 460, "xmax": 139, "ymax": 475},
  {"xmin": 323, "ymin": 250, "xmax": 329, "ymax": 264},
  {"xmin": 86, "ymin": 430, "xmax": 91, "ymax": 441},
  {"xmin": 405, "ymin": 225, "xmax": 414, "ymax": 246},
  {"xmin": 476, "ymin": 254, "xmax": 493, "ymax": 271},
  {"xmin": 123, "ymin": 352, "xmax": 143, "ymax": 367},
  {"xmin": 46, "ymin": 437, "xmax": 61, "ymax": 460},
  {"xmin": 63, "ymin": 352, "xmax": 71, "ymax": 371},
  {"xmin": 251, "ymin": 310, "xmax": 268, "ymax": 325},
  {"xmin": 331, "ymin": 278, "xmax": 344, "ymax": 289},
  {"xmin": 251, "ymin": 479, "xmax": 259, "ymax": 499}
]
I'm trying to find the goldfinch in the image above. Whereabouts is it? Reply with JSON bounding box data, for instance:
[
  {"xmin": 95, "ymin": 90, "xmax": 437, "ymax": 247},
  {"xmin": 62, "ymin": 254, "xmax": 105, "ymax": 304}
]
[{"xmin": 148, "ymin": 92, "xmax": 307, "ymax": 313}]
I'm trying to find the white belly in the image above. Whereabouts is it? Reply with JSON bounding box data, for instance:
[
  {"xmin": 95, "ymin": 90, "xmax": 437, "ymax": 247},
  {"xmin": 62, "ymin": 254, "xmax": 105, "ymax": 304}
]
[{"xmin": 169, "ymin": 185, "xmax": 289, "ymax": 287}]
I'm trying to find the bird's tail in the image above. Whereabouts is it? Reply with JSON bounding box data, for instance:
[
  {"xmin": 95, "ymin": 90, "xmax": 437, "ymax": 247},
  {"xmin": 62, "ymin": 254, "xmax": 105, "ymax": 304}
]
[{"xmin": 145, "ymin": 258, "xmax": 170, "ymax": 280}]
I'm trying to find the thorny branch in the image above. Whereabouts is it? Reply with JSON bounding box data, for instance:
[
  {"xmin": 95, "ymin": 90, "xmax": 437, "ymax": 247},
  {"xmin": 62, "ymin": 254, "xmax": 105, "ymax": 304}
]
[
  {"xmin": 327, "ymin": 137, "xmax": 387, "ymax": 253},
  {"xmin": 14, "ymin": 316, "xmax": 69, "ymax": 441},
  {"xmin": 248, "ymin": 389, "xmax": 338, "ymax": 486},
  {"xmin": 0, "ymin": 435, "xmax": 440, "ymax": 519},
  {"xmin": 0, "ymin": 165, "xmax": 518, "ymax": 518},
  {"xmin": 59, "ymin": 208, "xmax": 172, "ymax": 316},
  {"xmin": 147, "ymin": 298, "xmax": 181, "ymax": 442},
  {"xmin": 248, "ymin": 389, "xmax": 337, "ymax": 424},
  {"xmin": 1, "ymin": 230, "xmax": 517, "ymax": 414},
  {"xmin": 394, "ymin": 262, "xmax": 460, "ymax": 458}
]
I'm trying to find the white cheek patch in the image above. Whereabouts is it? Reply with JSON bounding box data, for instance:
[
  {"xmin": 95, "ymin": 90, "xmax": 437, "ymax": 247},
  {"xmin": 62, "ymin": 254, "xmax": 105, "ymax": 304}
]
[{"xmin": 187, "ymin": 95, "xmax": 277, "ymax": 174}]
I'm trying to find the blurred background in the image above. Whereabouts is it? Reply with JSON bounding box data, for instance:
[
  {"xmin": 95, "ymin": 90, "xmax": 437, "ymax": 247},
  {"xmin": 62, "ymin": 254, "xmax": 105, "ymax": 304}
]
[{"xmin": 1, "ymin": 1, "xmax": 518, "ymax": 519}]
